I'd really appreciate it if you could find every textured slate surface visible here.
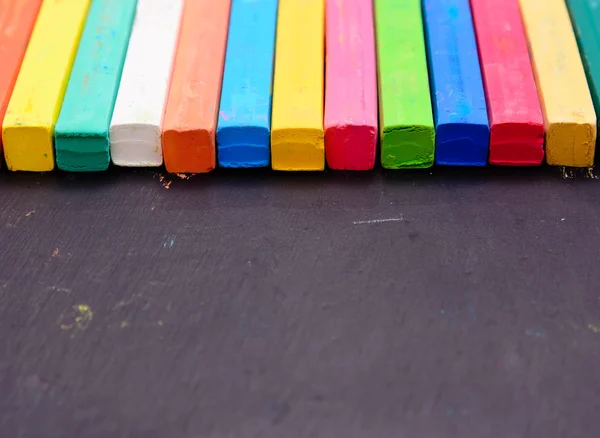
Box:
[0,167,599,438]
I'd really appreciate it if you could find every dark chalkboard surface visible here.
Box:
[1,167,599,438]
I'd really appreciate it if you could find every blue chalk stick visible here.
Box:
[423,0,490,166]
[217,0,279,168]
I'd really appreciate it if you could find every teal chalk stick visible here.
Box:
[217,0,279,168]
[55,0,137,172]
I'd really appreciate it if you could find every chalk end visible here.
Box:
[271,127,324,171]
[110,123,163,167]
[435,123,490,167]
[217,125,270,168]
[163,127,215,174]
[3,124,55,171]
[381,125,435,169]
[489,122,544,166]
[325,124,377,171]
[545,121,596,168]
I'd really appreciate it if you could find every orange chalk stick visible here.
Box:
[162,0,232,173]
[0,0,43,153]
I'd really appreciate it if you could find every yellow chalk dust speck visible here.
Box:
[58,304,93,333]
[156,320,164,327]
[52,248,59,257]
[120,320,129,328]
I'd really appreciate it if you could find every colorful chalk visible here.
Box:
[470,0,544,166]
[566,0,600,150]
[0,0,43,162]
[163,0,231,173]
[374,0,435,169]
[518,0,596,167]
[424,0,489,166]
[2,0,91,172]
[324,0,378,171]
[216,0,278,169]
[271,0,325,171]
[110,0,183,167]
[55,0,137,172]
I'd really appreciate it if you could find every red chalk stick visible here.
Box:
[470,0,545,166]
[0,0,44,156]
[324,0,377,170]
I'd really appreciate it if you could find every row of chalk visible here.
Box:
[0,0,597,173]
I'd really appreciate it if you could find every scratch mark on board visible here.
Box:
[46,286,71,294]
[353,216,404,225]
[588,324,600,333]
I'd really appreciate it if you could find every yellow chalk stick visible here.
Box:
[2,0,92,171]
[518,0,596,167]
[271,0,325,171]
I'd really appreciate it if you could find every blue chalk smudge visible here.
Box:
[525,329,545,338]
[163,236,175,248]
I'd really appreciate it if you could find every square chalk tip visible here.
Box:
[54,124,110,172]
[435,122,490,166]
[545,121,596,168]
[216,125,270,168]
[2,125,55,172]
[162,128,217,174]
[381,125,435,169]
[109,123,163,167]
[489,122,545,166]
[271,128,325,171]
[325,124,377,171]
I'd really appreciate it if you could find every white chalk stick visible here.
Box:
[109,0,183,167]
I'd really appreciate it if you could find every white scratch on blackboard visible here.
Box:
[353,216,403,225]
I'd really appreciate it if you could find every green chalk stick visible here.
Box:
[55,0,137,172]
[374,0,435,169]
[566,0,600,123]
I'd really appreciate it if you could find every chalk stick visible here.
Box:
[163,0,231,173]
[518,0,596,167]
[2,0,91,172]
[424,0,489,166]
[271,0,324,171]
[374,0,435,169]
[54,0,137,172]
[566,0,600,156]
[324,0,378,170]
[470,0,544,166]
[0,0,43,161]
[216,0,277,169]
[110,0,183,167]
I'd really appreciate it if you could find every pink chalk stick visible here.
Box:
[324,0,378,171]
